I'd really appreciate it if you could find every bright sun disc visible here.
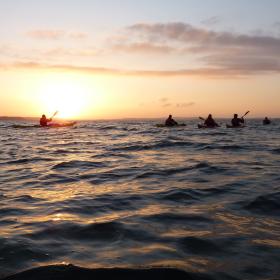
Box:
[39,79,90,119]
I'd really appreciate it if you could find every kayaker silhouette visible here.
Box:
[165,115,178,126]
[231,113,244,127]
[263,117,271,125]
[204,114,219,128]
[40,115,52,127]
[40,111,58,127]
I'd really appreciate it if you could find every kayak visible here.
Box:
[156,123,186,128]
[12,122,77,128]
[197,124,219,129]
[47,121,77,128]
[12,125,41,128]
[226,124,246,128]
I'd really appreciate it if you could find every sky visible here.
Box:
[1,0,280,119]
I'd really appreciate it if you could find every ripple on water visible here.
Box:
[52,160,107,170]
[242,192,280,216]
[0,119,279,280]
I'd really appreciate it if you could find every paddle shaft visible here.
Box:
[241,111,250,118]
[51,111,58,119]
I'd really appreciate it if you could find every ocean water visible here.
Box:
[0,119,279,279]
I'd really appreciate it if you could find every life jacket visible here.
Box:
[40,118,48,126]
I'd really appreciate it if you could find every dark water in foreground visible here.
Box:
[0,119,279,279]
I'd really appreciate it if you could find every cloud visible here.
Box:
[117,22,280,75]
[126,22,280,53]
[162,103,172,107]
[158,98,195,108]
[2,22,278,78]
[68,32,88,39]
[26,29,88,40]
[158,97,172,107]
[159,98,169,103]
[176,102,195,108]
[1,60,280,78]
[201,16,221,26]
[42,47,97,57]
[111,42,174,54]
[26,30,66,40]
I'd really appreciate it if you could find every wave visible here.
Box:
[157,189,198,202]
[11,195,42,203]
[242,192,280,216]
[144,212,212,224]
[24,220,157,243]
[52,160,107,170]
[0,207,31,216]
[1,157,53,166]
[135,162,226,179]
[178,236,232,256]
[98,125,118,130]
[271,148,280,154]
[92,152,133,159]
[24,221,123,241]
[1,264,199,280]
[110,140,197,152]
[201,144,247,151]
[58,194,142,215]
[110,141,252,153]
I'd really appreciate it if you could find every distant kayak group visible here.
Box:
[158,111,273,128]
[12,111,273,129]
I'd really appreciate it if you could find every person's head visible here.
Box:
[234,114,238,118]
[42,114,46,118]
[169,115,172,118]
[208,114,212,118]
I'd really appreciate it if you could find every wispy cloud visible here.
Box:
[26,29,88,40]
[159,98,172,107]
[68,32,88,39]
[159,98,169,103]
[158,98,195,108]
[176,102,195,108]
[162,103,172,107]
[111,42,174,54]
[116,22,280,75]
[2,22,280,78]
[1,60,279,78]
[126,22,280,53]
[201,16,221,26]
[273,22,280,28]
[42,47,97,57]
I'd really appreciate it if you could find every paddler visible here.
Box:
[204,114,219,128]
[231,113,244,127]
[40,114,52,127]
[165,115,178,126]
[263,117,271,125]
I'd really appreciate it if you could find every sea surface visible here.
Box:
[0,119,279,279]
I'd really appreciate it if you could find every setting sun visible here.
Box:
[38,77,92,119]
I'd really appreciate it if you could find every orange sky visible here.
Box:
[1,1,280,119]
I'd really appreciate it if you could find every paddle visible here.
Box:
[50,111,58,120]
[241,111,250,118]
[199,116,220,127]
[241,111,249,124]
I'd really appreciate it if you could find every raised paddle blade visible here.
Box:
[242,111,250,118]
[51,111,58,119]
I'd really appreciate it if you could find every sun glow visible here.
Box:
[38,78,92,119]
